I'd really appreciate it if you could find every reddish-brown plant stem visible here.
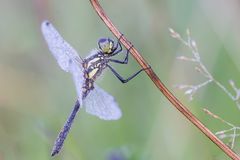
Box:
[89,0,240,159]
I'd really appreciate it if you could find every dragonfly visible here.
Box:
[41,20,149,156]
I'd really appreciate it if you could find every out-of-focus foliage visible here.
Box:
[1,0,240,159]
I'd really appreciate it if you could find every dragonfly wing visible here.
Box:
[41,21,84,104]
[69,61,84,105]
[41,21,82,72]
[83,85,122,120]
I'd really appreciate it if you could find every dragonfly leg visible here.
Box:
[107,64,150,83]
[109,44,133,64]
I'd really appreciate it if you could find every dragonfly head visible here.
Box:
[98,38,114,55]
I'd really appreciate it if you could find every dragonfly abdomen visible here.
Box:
[82,78,94,99]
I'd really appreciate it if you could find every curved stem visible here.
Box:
[89,0,240,159]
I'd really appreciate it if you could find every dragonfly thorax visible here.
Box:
[82,51,109,98]
[83,52,108,79]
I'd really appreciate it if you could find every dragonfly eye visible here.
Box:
[98,38,114,54]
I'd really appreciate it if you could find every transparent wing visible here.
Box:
[83,85,122,120]
[70,60,84,105]
[41,21,84,104]
[41,20,82,72]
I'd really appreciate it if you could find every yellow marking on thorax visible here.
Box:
[87,57,100,68]
[84,73,89,78]
[88,68,99,79]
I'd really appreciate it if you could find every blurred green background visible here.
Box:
[1,0,240,159]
